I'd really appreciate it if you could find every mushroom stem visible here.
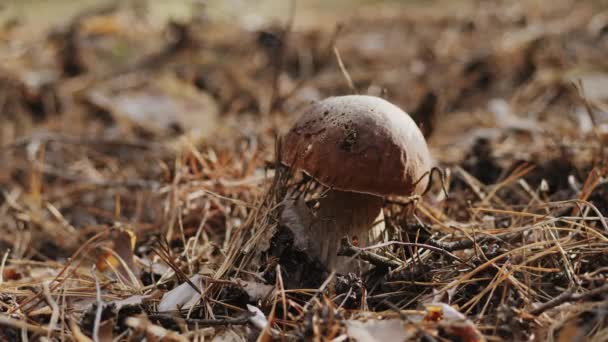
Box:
[312,190,385,273]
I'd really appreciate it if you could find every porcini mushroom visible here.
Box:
[281,95,432,273]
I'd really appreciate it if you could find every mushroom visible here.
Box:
[281,95,433,273]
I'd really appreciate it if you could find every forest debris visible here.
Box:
[125,316,189,342]
[279,198,314,251]
[110,294,149,311]
[246,304,269,330]
[236,279,274,302]
[424,303,485,342]
[530,283,608,316]
[344,319,416,342]
[0,314,52,336]
[138,256,171,276]
[158,274,203,312]
[87,73,219,140]
[96,227,140,287]
[338,237,403,269]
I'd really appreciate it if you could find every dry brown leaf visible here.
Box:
[95,227,140,287]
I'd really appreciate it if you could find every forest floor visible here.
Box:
[1,0,608,341]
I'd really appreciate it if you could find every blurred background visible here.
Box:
[2,0,418,30]
[2,0,607,182]
[3,0,607,145]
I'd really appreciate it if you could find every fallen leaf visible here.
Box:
[344,319,415,342]
[138,256,171,276]
[236,279,274,302]
[158,274,203,312]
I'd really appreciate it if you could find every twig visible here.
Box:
[338,237,402,269]
[363,240,471,267]
[148,313,253,327]
[420,166,450,198]
[337,287,354,309]
[529,283,608,316]
[92,266,103,342]
[152,240,202,294]
[0,315,52,335]
[385,195,421,208]
[333,46,358,94]
[276,264,288,328]
[15,230,110,315]
[42,281,60,339]
[425,237,477,252]
[0,248,9,285]
[303,271,336,312]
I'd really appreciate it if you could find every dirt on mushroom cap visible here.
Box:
[281,95,432,197]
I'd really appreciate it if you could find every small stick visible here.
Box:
[42,281,60,339]
[92,266,104,342]
[276,265,288,329]
[425,238,478,252]
[529,284,608,316]
[0,315,51,335]
[333,46,358,94]
[147,313,253,327]
[0,248,9,285]
[16,230,109,315]
[303,271,336,312]
[363,240,471,267]
[338,237,402,269]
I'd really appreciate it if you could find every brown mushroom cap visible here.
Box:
[282,95,432,197]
